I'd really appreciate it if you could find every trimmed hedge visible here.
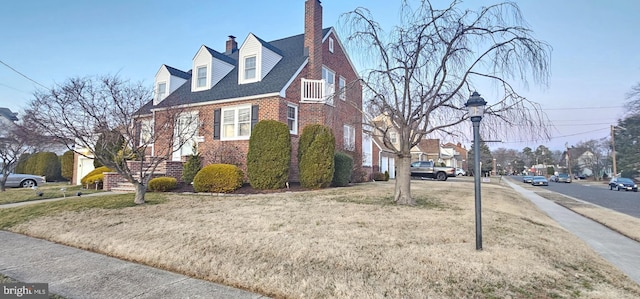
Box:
[298,124,335,189]
[332,152,353,187]
[148,177,178,192]
[193,164,243,193]
[247,120,291,189]
[61,151,74,180]
[372,172,386,181]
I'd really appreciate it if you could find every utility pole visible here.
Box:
[565,142,572,179]
[611,125,617,177]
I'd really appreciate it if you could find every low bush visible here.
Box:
[372,172,386,181]
[384,171,390,181]
[332,152,353,187]
[182,151,202,185]
[148,177,178,192]
[81,166,113,187]
[193,164,243,193]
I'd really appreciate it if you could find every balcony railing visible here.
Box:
[301,78,334,105]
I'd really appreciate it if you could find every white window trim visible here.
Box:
[329,37,334,53]
[221,105,252,141]
[139,119,154,146]
[156,81,167,102]
[244,55,257,81]
[287,103,298,135]
[339,76,346,101]
[344,124,355,151]
[195,65,208,90]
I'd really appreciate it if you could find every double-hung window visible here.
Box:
[139,119,153,145]
[322,67,335,104]
[157,82,166,101]
[196,66,207,88]
[339,76,346,101]
[222,106,252,140]
[244,56,256,80]
[343,124,355,151]
[287,104,298,134]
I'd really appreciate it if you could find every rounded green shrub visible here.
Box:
[332,152,353,187]
[193,164,243,193]
[61,151,74,180]
[384,171,390,181]
[81,166,113,186]
[34,152,61,181]
[182,152,202,185]
[247,120,291,189]
[148,177,178,192]
[298,124,335,189]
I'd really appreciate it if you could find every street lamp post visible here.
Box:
[466,91,487,251]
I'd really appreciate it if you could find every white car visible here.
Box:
[1,173,46,188]
[455,168,466,176]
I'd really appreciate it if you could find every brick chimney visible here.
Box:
[304,0,322,80]
[226,35,237,54]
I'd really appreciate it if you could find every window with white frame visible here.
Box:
[390,132,397,144]
[222,106,252,140]
[362,132,372,167]
[196,66,207,88]
[329,37,334,53]
[244,56,256,80]
[343,124,355,151]
[322,66,335,103]
[139,119,153,145]
[339,76,346,101]
[157,82,166,101]
[173,111,199,160]
[287,104,298,134]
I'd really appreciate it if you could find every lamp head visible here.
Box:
[465,91,487,122]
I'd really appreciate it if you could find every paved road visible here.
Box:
[511,176,640,218]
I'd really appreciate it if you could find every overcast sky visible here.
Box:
[1,0,638,151]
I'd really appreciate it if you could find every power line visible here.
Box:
[0,59,48,89]
[542,106,624,111]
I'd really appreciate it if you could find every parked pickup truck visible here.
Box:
[410,161,456,181]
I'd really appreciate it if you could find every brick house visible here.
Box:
[92,0,362,187]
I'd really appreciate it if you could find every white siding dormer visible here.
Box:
[238,33,282,84]
[191,45,234,92]
[154,64,188,105]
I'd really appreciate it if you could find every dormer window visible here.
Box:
[244,56,256,80]
[196,66,207,88]
[157,82,167,101]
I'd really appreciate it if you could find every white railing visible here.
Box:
[301,78,334,105]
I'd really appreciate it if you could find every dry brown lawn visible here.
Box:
[9,180,640,298]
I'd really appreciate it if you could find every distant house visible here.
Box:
[559,147,595,177]
[441,142,468,169]
[74,0,364,187]
[0,108,18,135]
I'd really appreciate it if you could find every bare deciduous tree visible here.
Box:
[342,0,551,204]
[0,124,39,191]
[24,75,198,204]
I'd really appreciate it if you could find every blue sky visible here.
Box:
[1,0,639,151]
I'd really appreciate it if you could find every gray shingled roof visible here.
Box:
[0,107,18,121]
[137,28,331,115]
[164,65,190,79]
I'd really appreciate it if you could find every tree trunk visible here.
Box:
[134,182,146,204]
[394,155,414,205]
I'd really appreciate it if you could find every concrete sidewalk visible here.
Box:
[503,178,640,285]
[0,231,267,299]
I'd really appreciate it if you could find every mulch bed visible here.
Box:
[172,182,309,194]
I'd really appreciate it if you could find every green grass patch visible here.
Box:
[0,193,167,229]
[0,183,104,205]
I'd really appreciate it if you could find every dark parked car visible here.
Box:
[523,175,534,183]
[556,173,571,183]
[0,173,46,188]
[608,177,638,192]
[531,176,548,186]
